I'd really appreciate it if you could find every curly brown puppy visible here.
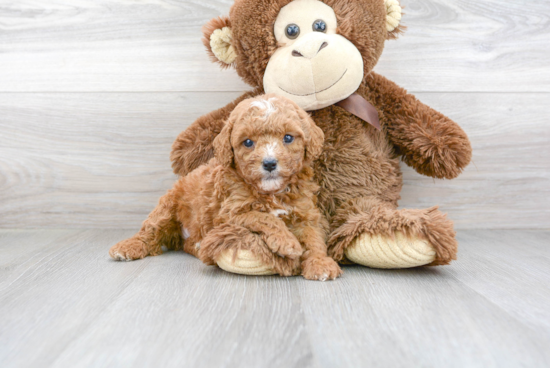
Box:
[109,94,342,281]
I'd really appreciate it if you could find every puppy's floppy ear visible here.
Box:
[297,109,324,163]
[202,16,237,69]
[213,119,235,168]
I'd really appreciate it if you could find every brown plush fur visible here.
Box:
[167,0,472,266]
[110,95,342,280]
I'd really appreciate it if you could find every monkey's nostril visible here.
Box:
[262,159,278,172]
[293,41,328,59]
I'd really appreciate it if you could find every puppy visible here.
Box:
[109,95,342,281]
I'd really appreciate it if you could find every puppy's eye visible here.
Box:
[313,19,327,33]
[285,24,300,39]
[283,135,294,144]
[243,139,254,148]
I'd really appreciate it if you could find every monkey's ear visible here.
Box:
[213,119,235,168]
[385,0,404,40]
[202,16,237,68]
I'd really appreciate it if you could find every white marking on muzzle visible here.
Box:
[260,177,284,192]
[265,142,278,158]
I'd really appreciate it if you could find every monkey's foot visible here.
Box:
[345,231,436,269]
[216,249,276,276]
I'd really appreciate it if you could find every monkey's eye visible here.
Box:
[243,139,254,148]
[285,24,300,39]
[283,135,294,144]
[313,19,327,33]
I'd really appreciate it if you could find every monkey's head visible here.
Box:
[204,0,403,111]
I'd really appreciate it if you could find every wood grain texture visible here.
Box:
[0,0,549,92]
[1,92,548,229]
[0,0,548,229]
[1,229,549,368]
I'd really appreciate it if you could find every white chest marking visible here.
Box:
[182,227,190,239]
[270,209,289,218]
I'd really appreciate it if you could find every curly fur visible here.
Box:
[111,95,342,280]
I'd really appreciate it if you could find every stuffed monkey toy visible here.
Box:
[111,0,472,275]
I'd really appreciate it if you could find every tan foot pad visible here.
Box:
[345,231,436,269]
[216,249,276,276]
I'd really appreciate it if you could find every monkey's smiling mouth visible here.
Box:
[278,69,347,97]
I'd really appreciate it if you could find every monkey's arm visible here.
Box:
[170,88,262,176]
[362,72,472,179]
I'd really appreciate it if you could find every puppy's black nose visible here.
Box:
[262,158,278,172]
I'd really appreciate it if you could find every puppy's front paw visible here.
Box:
[280,236,303,259]
[109,237,149,261]
[302,256,343,281]
[267,234,303,259]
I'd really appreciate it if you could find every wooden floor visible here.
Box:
[1,229,549,368]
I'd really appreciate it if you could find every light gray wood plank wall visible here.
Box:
[1,0,549,92]
[0,0,549,229]
[0,92,549,229]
